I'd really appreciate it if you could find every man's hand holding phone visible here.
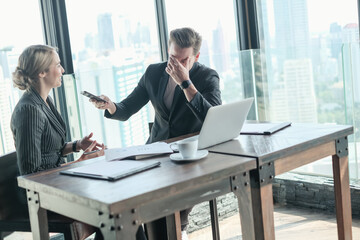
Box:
[81,91,107,103]
[81,91,117,115]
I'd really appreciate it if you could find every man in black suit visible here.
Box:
[92,27,222,238]
[93,27,221,143]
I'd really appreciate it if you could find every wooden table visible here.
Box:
[17,152,257,240]
[208,123,354,240]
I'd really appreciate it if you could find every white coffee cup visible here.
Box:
[171,138,198,159]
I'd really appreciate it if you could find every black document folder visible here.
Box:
[240,122,292,135]
[60,159,161,181]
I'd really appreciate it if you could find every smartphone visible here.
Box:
[83,149,101,155]
[80,91,107,103]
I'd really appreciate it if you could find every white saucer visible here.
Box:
[170,150,208,162]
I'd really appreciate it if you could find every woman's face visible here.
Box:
[42,52,65,89]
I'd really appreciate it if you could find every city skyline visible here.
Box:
[0,0,359,179]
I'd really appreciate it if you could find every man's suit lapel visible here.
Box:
[29,88,66,141]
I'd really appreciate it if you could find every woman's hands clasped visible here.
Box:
[77,140,105,162]
[78,132,102,151]
[61,139,105,166]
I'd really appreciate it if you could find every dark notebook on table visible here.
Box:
[240,122,292,135]
[60,159,160,181]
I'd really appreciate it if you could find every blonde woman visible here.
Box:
[10,44,105,239]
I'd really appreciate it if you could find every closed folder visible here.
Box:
[240,122,292,135]
[60,159,161,181]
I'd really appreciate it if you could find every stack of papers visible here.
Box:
[104,142,173,161]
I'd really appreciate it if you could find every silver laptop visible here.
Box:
[183,98,254,149]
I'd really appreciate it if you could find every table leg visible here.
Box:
[232,172,256,240]
[146,212,181,240]
[332,154,353,240]
[249,170,275,240]
[166,212,181,240]
[146,218,167,240]
[26,190,49,240]
[209,198,220,240]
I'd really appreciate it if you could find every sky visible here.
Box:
[0,0,43,51]
[307,0,359,32]
[0,0,359,50]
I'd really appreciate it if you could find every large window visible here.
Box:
[62,0,360,178]
[165,0,245,104]
[65,0,161,148]
[0,0,43,155]
[256,0,359,177]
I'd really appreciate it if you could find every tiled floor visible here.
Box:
[4,205,360,239]
[188,205,360,240]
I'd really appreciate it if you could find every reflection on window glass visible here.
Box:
[257,0,359,177]
[65,0,161,148]
[165,0,244,104]
[0,0,43,155]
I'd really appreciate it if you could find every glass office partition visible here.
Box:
[256,0,359,178]
[236,43,360,178]
[233,48,269,120]
[62,73,83,159]
[65,0,161,148]
[342,42,360,178]
[0,0,44,155]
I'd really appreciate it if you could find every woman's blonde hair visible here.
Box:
[12,45,57,90]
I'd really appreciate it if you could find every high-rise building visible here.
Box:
[341,23,360,103]
[76,52,151,148]
[0,48,11,79]
[198,40,210,67]
[97,13,115,51]
[0,69,16,155]
[112,59,150,147]
[212,21,228,73]
[76,56,122,148]
[133,22,151,47]
[342,23,359,43]
[273,0,310,74]
[113,15,132,49]
[271,59,317,123]
[0,49,20,155]
[329,22,342,59]
[259,0,275,91]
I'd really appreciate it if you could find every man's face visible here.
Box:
[168,43,199,70]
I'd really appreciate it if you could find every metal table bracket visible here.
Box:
[335,136,348,158]
[98,208,140,239]
[230,171,250,193]
[250,161,275,186]
[259,161,275,185]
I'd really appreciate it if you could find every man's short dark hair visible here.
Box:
[169,27,202,55]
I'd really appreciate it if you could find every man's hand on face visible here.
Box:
[165,56,191,85]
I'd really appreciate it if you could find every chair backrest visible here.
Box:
[0,151,17,182]
[0,151,23,219]
[0,151,94,240]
